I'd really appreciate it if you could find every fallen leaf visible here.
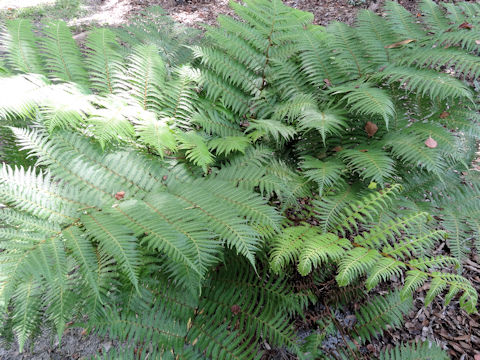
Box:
[115,191,126,200]
[231,304,241,315]
[385,39,416,49]
[454,334,471,341]
[324,78,332,87]
[359,149,369,152]
[439,111,450,119]
[425,137,438,149]
[448,341,464,354]
[459,22,473,30]
[365,121,378,137]
[333,146,343,152]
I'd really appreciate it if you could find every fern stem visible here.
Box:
[324,302,364,360]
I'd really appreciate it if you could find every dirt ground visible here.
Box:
[72,0,418,27]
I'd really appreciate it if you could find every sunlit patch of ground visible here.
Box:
[69,0,132,26]
[0,0,55,10]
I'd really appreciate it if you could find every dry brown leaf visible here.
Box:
[448,341,465,354]
[231,304,241,315]
[114,191,125,200]
[359,149,369,153]
[425,137,438,149]
[385,39,415,49]
[365,121,378,137]
[333,146,343,152]
[459,22,473,30]
[439,111,450,119]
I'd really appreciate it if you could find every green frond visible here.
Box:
[336,247,380,286]
[166,179,266,267]
[11,279,41,352]
[82,211,140,289]
[356,10,398,65]
[0,164,80,223]
[113,194,219,280]
[0,73,47,119]
[295,25,343,86]
[375,65,473,101]
[1,0,479,354]
[269,225,313,274]
[246,119,297,142]
[312,185,359,232]
[383,229,446,259]
[134,115,177,155]
[270,93,317,122]
[159,66,200,128]
[191,105,243,138]
[358,211,430,249]
[116,6,199,66]
[330,84,395,127]
[419,0,450,32]
[2,19,43,74]
[125,44,166,111]
[209,136,251,156]
[177,131,214,170]
[365,257,406,290]
[87,95,137,147]
[384,131,445,175]
[384,1,426,39]
[85,28,125,94]
[331,184,402,232]
[379,341,449,360]
[39,21,89,86]
[442,210,471,263]
[340,147,395,186]
[300,156,345,195]
[62,227,101,299]
[326,22,369,77]
[399,47,480,80]
[297,233,350,276]
[297,108,347,144]
[354,291,412,343]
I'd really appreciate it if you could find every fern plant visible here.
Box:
[191,0,480,263]
[301,290,450,359]
[0,1,479,359]
[270,184,477,313]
